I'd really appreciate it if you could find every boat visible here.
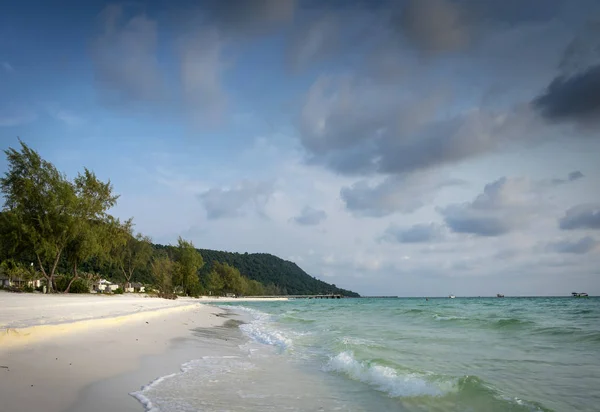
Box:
[572,292,589,298]
[449,294,455,299]
[497,293,505,298]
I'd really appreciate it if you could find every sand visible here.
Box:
[0,292,286,412]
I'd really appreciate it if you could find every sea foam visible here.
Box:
[223,305,294,350]
[324,351,454,398]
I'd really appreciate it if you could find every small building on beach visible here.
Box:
[0,276,42,289]
[91,279,120,293]
[125,282,145,293]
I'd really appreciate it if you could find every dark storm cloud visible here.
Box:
[533,64,600,127]
[559,203,600,230]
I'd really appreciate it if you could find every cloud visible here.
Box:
[298,73,542,177]
[381,223,445,243]
[340,173,465,217]
[292,206,327,226]
[91,4,164,104]
[439,177,536,236]
[545,236,600,254]
[534,18,600,128]
[200,0,295,36]
[392,0,469,53]
[559,203,600,230]
[45,105,85,126]
[533,64,600,128]
[285,12,341,72]
[546,170,585,186]
[178,28,228,126]
[198,180,275,220]
[568,170,585,181]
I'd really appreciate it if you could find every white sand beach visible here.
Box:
[0,292,287,412]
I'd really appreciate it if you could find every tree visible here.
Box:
[151,254,175,298]
[210,262,245,295]
[62,170,119,293]
[246,279,265,296]
[173,237,204,296]
[0,141,80,292]
[205,268,225,296]
[111,224,152,290]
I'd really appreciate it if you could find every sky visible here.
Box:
[1,0,599,297]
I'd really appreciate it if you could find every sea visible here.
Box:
[131,297,600,412]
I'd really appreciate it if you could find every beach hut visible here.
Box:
[0,276,41,289]
[0,275,11,287]
[91,279,120,293]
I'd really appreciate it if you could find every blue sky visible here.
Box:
[1,0,600,296]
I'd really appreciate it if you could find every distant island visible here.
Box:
[0,140,359,298]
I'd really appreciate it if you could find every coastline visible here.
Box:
[0,292,286,412]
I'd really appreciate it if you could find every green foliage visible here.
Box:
[111,225,153,288]
[191,248,359,297]
[204,262,269,296]
[206,268,225,295]
[23,285,34,293]
[114,287,124,294]
[54,276,88,293]
[151,254,175,296]
[173,237,204,296]
[0,141,80,292]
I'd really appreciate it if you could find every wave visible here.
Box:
[432,314,468,321]
[279,315,316,324]
[323,351,455,398]
[222,305,294,350]
[323,352,553,411]
[528,326,600,343]
[493,318,536,329]
[456,376,552,412]
[338,336,386,348]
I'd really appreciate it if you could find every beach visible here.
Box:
[0,292,287,412]
[3,294,599,412]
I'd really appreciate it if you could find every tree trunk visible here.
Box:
[121,265,132,290]
[63,262,79,294]
[48,249,62,293]
[36,253,52,294]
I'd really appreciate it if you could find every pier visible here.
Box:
[249,294,346,299]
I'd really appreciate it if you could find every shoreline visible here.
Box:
[0,292,284,412]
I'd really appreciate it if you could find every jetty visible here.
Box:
[249,294,346,299]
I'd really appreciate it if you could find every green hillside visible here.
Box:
[154,245,360,297]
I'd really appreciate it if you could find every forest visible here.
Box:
[0,140,359,298]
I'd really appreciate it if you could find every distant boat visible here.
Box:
[497,293,505,298]
[572,292,589,298]
[449,294,456,299]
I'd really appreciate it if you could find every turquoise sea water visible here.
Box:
[133,297,600,412]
